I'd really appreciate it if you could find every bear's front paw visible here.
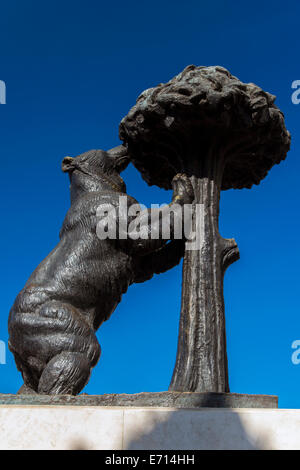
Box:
[172,174,194,205]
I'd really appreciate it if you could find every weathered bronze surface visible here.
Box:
[0,392,278,408]
[8,147,193,395]
[120,65,291,393]
[8,65,290,399]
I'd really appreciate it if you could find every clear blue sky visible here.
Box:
[0,0,299,408]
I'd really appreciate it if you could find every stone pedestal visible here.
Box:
[0,403,299,450]
[2,392,298,450]
[0,391,278,408]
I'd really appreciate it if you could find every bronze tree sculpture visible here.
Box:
[8,147,193,395]
[119,65,291,393]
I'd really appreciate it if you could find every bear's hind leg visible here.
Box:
[9,300,101,395]
[38,351,91,395]
[17,383,37,395]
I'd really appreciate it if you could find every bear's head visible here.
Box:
[62,146,129,195]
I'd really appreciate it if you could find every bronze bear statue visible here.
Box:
[8,146,194,395]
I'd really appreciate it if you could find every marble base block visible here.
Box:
[0,397,299,450]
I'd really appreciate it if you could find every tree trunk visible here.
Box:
[169,149,239,392]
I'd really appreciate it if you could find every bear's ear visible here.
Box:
[62,156,75,173]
